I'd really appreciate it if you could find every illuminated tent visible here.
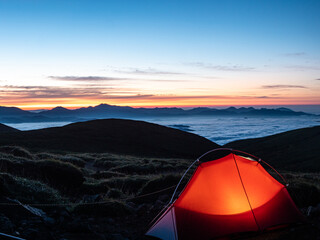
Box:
[146,149,303,240]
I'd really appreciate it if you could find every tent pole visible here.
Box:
[169,159,199,204]
[259,159,289,186]
[0,233,26,240]
[196,148,233,161]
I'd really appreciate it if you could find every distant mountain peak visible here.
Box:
[95,103,112,108]
[50,106,71,112]
[276,107,293,112]
[226,107,237,110]
[0,106,34,116]
[52,106,68,110]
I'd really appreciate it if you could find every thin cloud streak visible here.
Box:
[283,52,306,57]
[48,75,189,83]
[185,62,255,71]
[48,76,128,81]
[0,85,133,99]
[262,85,307,89]
[116,67,182,75]
[284,65,320,71]
[115,95,279,101]
[97,94,155,99]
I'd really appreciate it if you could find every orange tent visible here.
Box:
[146,148,303,240]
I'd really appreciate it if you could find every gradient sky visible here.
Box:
[0,0,319,109]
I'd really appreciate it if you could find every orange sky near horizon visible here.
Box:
[4,95,319,110]
[1,75,319,110]
[1,71,319,110]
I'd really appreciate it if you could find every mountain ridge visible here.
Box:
[0,104,315,123]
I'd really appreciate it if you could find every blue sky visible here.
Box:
[0,0,319,109]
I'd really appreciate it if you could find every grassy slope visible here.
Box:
[225,125,320,171]
[0,146,196,239]
[0,119,218,158]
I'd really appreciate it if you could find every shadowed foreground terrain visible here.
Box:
[0,121,319,239]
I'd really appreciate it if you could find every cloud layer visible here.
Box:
[0,85,280,103]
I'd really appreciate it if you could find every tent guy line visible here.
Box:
[0,185,176,207]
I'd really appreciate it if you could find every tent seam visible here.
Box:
[232,153,261,231]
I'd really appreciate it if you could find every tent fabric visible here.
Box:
[146,151,303,240]
[146,205,178,240]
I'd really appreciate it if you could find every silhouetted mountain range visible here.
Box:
[0,104,315,123]
[0,119,218,158]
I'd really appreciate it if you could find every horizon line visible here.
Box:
[1,103,319,111]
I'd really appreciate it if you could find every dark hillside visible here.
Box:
[225,125,320,171]
[0,119,218,158]
[0,123,19,133]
